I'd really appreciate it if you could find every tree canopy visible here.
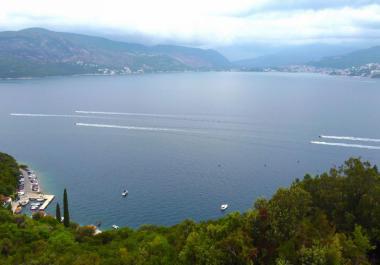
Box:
[0,152,19,196]
[1,154,379,264]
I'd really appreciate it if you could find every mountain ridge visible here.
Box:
[310,45,380,68]
[233,44,360,68]
[0,28,231,78]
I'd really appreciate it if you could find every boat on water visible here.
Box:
[220,204,229,211]
[112,225,119,229]
[36,198,45,202]
[122,190,128,197]
[31,202,41,207]
[30,205,39,211]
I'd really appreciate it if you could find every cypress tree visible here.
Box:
[63,188,70,227]
[56,203,61,223]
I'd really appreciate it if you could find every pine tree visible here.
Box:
[63,188,70,227]
[56,203,61,223]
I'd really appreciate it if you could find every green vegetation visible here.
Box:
[63,188,70,227]
[1,153,380,264]
[0,28,230,78]
[0,152,19,196]
[56,203,61,223]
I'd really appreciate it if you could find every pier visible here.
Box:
[12,169,55,213]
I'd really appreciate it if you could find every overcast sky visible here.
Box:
[1,0,380,50]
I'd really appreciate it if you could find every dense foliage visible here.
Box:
[63,189,70,227]
[1,155,380,264]
[0,152,19,196]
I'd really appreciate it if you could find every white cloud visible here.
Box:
[0,0,379,46]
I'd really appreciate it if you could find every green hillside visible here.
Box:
[1,152,380,264]
[0,152,19,196]
[311,46,380,69]
[0,28,231,78]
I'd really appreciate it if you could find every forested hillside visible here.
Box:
[0,152,19,196]
[311,46,380,69]
[1,154,379,264]
[0,28,231,78]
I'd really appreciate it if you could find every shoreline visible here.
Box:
[1,69,379,81]
[11,168,55,214]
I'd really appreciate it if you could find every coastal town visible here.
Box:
[240,63,380,78]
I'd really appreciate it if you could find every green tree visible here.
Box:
[63,188,70,227]
[268,186,312,242]
[56,203,61,223]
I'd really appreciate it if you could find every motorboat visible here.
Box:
[122,190,128,197]
[31,202,41,206]
[112,225,119,229]
[220,204,229,211]
[30,205,39,211]
[36,198,45,202]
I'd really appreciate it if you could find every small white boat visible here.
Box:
[122,190,128,197]
[31,202,41,206]
[36,198,45,202]
[30,205,39,211]
[220,204,229,211]
[112,225,119,229]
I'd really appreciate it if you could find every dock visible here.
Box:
[12,169,55,213]
[28,193,55,210]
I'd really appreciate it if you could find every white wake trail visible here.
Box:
[320,135,380,143]
[75,110,251,125]
[10,113,97,118]
[311,141,380,150]
[75,122,194,133]
[76,110,185,119]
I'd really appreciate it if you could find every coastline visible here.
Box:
[1,69,379,82]
[11,167,55,214]
[0,69,215,81]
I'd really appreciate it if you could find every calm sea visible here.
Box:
[1,72,380,228]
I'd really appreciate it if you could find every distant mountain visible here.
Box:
[0,28,231,78]
[310,45,380,69]
[234,44,359,68]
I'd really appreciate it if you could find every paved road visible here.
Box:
[21,169,42,195]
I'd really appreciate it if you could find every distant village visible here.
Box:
[75,60,146,75]
[243,63,380,78]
